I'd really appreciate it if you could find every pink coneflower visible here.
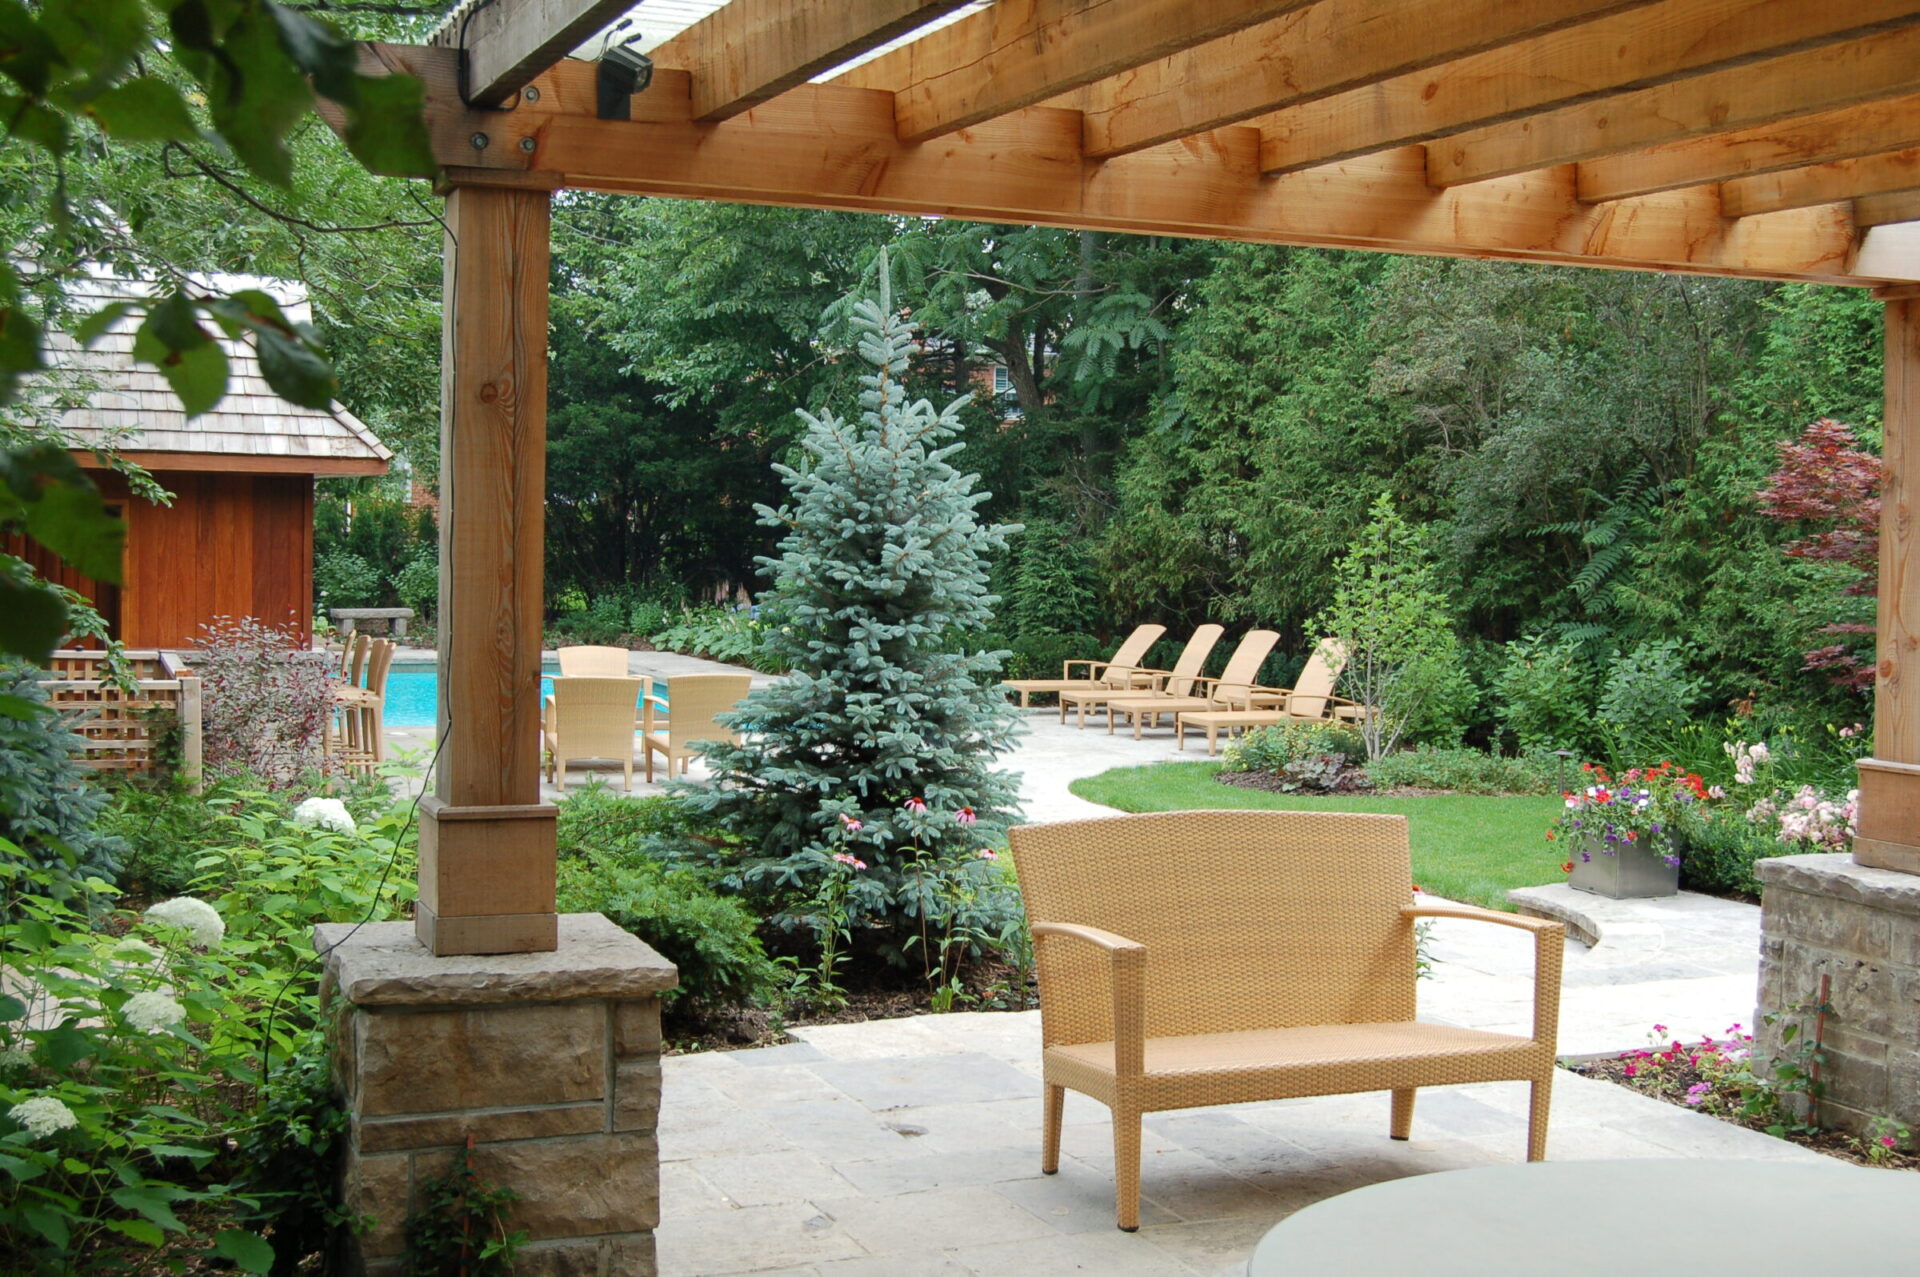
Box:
[903,797,927,814]
[832,853,867,870]
[977,849,998,861]
[956,807,977,825]
[838,813,863,832]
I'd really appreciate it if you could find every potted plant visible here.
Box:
[1550,763,1706,899]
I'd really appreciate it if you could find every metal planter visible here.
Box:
[1568,837,1679,899]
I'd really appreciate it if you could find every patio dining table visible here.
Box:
[1248,1158,1919,1273]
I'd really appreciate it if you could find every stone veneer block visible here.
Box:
[1755,855,1920,1135]
[317,915,677,1277]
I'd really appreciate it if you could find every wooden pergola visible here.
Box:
[368,0,1920,956]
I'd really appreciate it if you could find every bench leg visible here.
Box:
[1041,1083,1064,1175]
[1390,1087,1416,1140]
[1527,1076,1552,1161]
[1112,1105,1142,1231]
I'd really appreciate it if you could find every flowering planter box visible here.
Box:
[1569,838,1679,899]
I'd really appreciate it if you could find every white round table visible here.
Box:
[1249,1159,1920,1273]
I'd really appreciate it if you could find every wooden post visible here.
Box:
[416,182,559,955]
[1856,298,1920,875]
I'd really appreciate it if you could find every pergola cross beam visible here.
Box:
[429,0,637,108]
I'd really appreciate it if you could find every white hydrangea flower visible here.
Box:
[109,937,161,963]
[144,897,225,948]
[292,796,356,833]
[8,1095,78,1140]
[123,991,187,1034]
[0,1046,32,1071]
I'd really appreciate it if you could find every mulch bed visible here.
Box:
[666,958,1037,1055]
[1566,1055,1919,1171]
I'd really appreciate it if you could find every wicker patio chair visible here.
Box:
[543,675,645,791]
[1102,629,1279,739]
[1175,637,1357,754]
[641,673,750,781]
[556,644,630,677]
[1001,624,1167,716]
[1007,809,1565,1231]
[1058,625,1223,729]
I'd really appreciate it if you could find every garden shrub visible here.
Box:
[391,550,438,620]
[1597,639,1707,764]
[1312,494,1460,759]
[1680,811,1801,898]
[1003,631,1100,682]
[313,548,381,610]
[555,851,781,1015]
[1494,634,1598,753]
[1,779,422,1272]
[1365,746,1560,795]
[0,665,125,899]
[1399,652,1480,748]
[195,618,337,786]
[1219,722,1366,774]
[555,786,701,862]
[650,605,781,672]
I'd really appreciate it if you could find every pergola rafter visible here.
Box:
[378,0,1920,957]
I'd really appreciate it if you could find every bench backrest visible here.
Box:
[1010,809,1416,1047]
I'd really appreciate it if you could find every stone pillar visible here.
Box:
[319,914,678,1276]
[1754,855,1920,1136]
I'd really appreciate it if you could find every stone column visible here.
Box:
[1755,855,1920,1136]
[319,914,677,1276]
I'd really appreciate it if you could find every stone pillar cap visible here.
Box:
[316,913,678,1007]
[1755,853,1920,908]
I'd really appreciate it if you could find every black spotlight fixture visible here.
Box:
[597,34,653,121]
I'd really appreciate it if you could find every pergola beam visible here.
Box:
[1428,22,1920,187]
[430,0,636,108]
[833,0,1314,143]
[1257,0,1920,177]
[363,45,1914,286]
[1722,145,1920,217]
[649,0,968,122]
[1578,93,1920,202]
[1066,0,1650,161]
[1859,189,1920,227]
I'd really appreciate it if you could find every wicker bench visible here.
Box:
[1008,809,1566,1230]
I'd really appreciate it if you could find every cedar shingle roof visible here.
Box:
[42,273,392,471]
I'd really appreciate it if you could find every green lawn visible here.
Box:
[1068,762,1564,910]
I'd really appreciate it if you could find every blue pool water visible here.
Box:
[382,666,664,728]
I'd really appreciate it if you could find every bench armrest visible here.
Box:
[1402,905,1564,1048]
[1031,921,1147,1077]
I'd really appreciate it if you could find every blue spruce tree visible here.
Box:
[688,260,1024,943]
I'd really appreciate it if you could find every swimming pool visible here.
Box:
[382,666,664,728]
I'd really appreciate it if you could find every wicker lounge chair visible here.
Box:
[556,645,630,677]
[1103,629,1280,739]
[543,675,644,790]
[1001,624,1167,717]
[642,673,750,781]
[1059,625,1223,729]
[1009,809,1564,1231]
[1176,637,1357,754]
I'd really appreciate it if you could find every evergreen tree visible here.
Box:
[686,263,1024,939]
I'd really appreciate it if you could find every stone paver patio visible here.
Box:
[390,670,1815,1274]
